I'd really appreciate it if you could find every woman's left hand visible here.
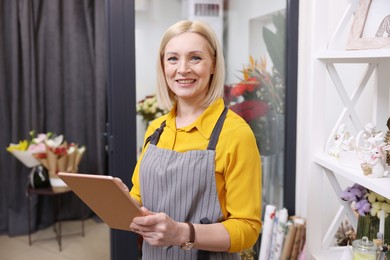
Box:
[130,207,187,247]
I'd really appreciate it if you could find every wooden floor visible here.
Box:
[0,218,110,260]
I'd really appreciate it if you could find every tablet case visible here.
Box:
[58,172,143,231]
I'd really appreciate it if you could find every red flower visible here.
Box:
[230,100,269,122]
[54,147,67,156]
[231,77,259,97]
[34,153,47,159]
[245,77,259,91]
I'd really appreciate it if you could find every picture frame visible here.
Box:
[347,0,390,50]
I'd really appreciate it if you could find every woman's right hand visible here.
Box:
[130,207,189,248]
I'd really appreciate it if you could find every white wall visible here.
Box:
[224,0,285,84]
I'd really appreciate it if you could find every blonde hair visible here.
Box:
[156,20,225,110]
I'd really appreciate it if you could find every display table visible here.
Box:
[26,185,85,251]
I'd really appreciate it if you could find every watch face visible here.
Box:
[181,241,195,250]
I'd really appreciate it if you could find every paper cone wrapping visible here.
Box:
[46,148,58,178]
[66,151,77,172]
[33,154,49,169]
[57,155,68,172]
[11,150,41,168]
[37,158,49,170]
[73,146,86,172]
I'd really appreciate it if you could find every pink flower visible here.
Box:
[27,143,46,153]
[32,134,47,144]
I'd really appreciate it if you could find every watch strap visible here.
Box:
[186,222,195,243]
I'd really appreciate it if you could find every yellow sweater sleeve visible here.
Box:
[216,119,262,252]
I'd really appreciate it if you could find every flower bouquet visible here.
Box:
[224,12,286,156]
[7,131,86,179]
[225,56,285,155]
[6,139,41,168]
[136,94,168,126]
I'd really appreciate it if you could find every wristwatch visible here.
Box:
[181,222,195,250]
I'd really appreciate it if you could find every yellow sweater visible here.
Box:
[130,98,262,252]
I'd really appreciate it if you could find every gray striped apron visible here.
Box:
[140,107,241,260]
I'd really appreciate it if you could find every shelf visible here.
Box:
[311,246,351,260]
[316,49,390,63]
[314,153,390,199]
[305,1,390,258]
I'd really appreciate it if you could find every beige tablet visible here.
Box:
[58,172,143,231]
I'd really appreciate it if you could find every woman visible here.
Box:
[130,20,262,259]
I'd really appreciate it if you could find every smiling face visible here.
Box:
[163,32,215,105]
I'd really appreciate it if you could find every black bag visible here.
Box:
[29,165,51,189]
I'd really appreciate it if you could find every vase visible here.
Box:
[356,215,380,241]
[356,215,390,259]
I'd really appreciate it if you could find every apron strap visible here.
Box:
[143,121,166,148]
[143,106,228,150]
[207,106,228,151]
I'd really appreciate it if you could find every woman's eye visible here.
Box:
[191,56,202,61]
[167,57,178,62]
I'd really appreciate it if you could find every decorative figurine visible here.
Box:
[328,124,353,158]
[363,143,390,178]
[355,122,381,153]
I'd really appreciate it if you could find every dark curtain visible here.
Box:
[0,0,107,235]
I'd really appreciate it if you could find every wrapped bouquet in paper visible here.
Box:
[6,132,49,168]
[64,143,86,173]
[6,141,37,168]
[34,142,86,178]
[6,131,86,178]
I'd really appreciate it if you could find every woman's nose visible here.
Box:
[178,61,190,74]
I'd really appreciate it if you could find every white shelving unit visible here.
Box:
[303,0,390,259]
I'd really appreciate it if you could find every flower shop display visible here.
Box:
[6,131,86,179]
[136,94,168,126]
[340,183,390,258]
[226,55,284,156]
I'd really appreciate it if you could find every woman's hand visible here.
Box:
[130,207,188,247]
